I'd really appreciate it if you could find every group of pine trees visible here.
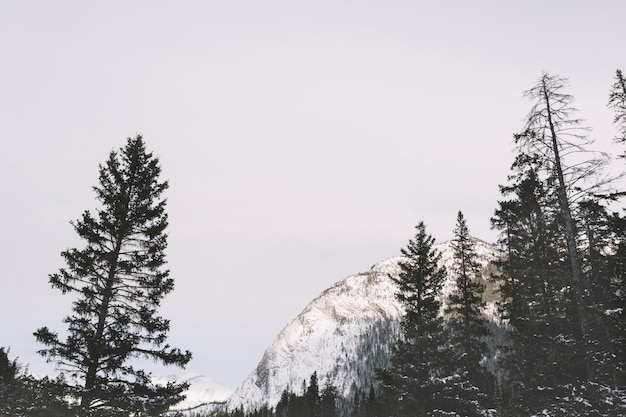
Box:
[487,72,626,415]
[2,70,625,416]
[212,372,340,417]
[377,213,496,416]
[378,70,626,416]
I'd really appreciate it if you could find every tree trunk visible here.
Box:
[542,80,595,381]
[81,173,135,409]
[80,238,122,409]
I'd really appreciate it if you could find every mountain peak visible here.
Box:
[226,238,500,414]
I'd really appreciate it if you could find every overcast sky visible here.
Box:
[1,1,624,389]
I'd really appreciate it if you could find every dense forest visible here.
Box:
[1,70,625,416]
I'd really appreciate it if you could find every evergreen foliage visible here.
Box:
[378,221,482,416]
[350,386,380,417]
[320,382,340,417]
[34,135,191,416]
[445,211,495,411]
[491,164,586,414]
[609,69,626,151]
[490,73,626,415]
[215,373,339,417]
[306,372,321,417]
[0,347,70,416]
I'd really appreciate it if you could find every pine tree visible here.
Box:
[491,164,584,415]
[609,69,626,156]
[364,385,380,417]
[350,390,363,417]
[0,347,69,416]
[605,67,626,389]
[34,135,192,416]
[276,389,291,417]
[445,211,494,411]
[578,201,626,389]
[514,75,614,377]
[378,221,477,416]
[518,72,610,291]
[306,372,321,417]
[319,382,339,417]
[491,73,626,414]
[604,212,626,387]
[0,347,20,409]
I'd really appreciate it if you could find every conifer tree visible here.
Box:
[605,68,626,388]
[609,69,626,156]
[378,221,479,416]
[0,348,69,416]
[491,163,585,415]
[604,213,626,386]
[445,211,494,410]
[512,73,620,389]
[0,347,20,411]
[306,372,320,417]
[365,385,380,417]
[275,389,291,417]
[517,73,609,292]
[34,135,191,416]
[578,200,626,388]
[350,390,363,417]
[491,73,626,414]
[319,382,339,417]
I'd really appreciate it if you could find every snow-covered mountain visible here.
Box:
[225,238,502,414]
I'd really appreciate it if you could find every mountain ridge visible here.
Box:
[224,237,502,414]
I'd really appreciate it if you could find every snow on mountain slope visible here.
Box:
[152,373,233,412]
[226,238,501,414]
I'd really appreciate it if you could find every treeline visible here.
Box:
[0,348,69,416]
[212,374,388,417]
[214,372,340,417]
[377,71,626,416]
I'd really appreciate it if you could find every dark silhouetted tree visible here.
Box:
[491,73,626,415]
[0,347,69,416]
[446,211,495,411]
[491,162,584,415]
[378,221,481,416]
[319,382,339,417]
[34,135,191,416]
[306,372,320,417]
[609,69,626,156]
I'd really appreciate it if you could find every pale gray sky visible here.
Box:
[1,1,624,388]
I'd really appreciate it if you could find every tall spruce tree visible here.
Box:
[378,221,479,416]
[445,211,494,411]
[34,135,191,416]
[578,200,626,389]
[491,73,626,415]
[605,69,626,388]
[513,73,616,385]
[306,372,321,417]
[319,382,339,417]
[609,69,626,155]
[491,161,587,415]
[517,73,609,292]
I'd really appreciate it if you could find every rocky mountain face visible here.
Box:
[225,238,501,415]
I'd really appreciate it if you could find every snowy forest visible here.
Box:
[1,70,625,417]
